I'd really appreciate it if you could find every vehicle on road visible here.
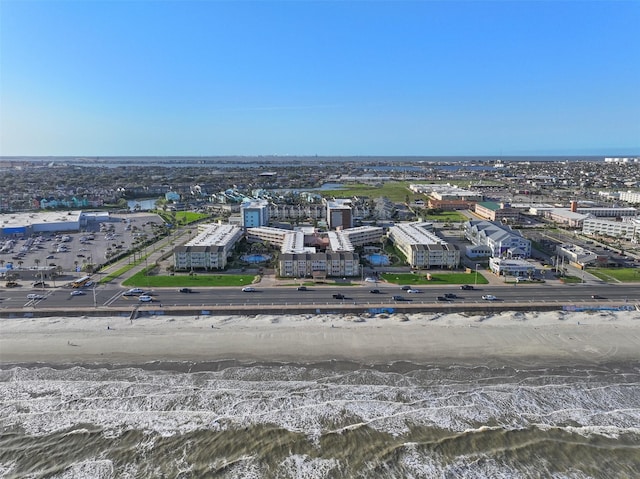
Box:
[138,295,153,302]
[32,281,48,288]
[179,288,193,293]
[369,289,381,294]
[296,286,308,291]
[392,295,410,301]
[460,285,474,290]
[241,287,256,292]
[332,293,345,299]
[124,288,144,296]
[364,277,378,283]
[407,289,422,293]
[437,296,452,301]
[27,294,44,300]
[401,286,412,291]
[482,294,497,301]
[591,294,604,299]
[444,293,457,299]
[70,290,86,296]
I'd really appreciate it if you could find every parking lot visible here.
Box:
[0,213,163,286]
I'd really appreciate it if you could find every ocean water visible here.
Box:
[1,361,639,478]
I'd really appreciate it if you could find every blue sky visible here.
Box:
[1,0,638,156]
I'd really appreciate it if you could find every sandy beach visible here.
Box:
[2,309,640,367]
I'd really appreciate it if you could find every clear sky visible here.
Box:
[1,0,638,157]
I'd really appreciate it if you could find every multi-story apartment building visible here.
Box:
[173,224,243,270]
[387,222,459,269]
[582,217,640,241]
[241,199,270,228]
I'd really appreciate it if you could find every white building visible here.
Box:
[387,222,460,269]
[173,224,243,270]
[464,220,531,258]
[488,257,536,277]
[582,217,640,241]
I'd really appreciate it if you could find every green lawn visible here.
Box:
[122,272,257,287]
[588,268,640,283]
[319,182,415,202]
[381,271,488,285]
[422,211,468,222]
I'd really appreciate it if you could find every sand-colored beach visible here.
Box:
[2,309,640,366]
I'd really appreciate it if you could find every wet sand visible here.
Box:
[1,310,639,367]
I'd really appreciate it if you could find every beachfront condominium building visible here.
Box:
[279,251,360,278]
[241,199,270,228]
[325,199,353,230]
[464,220,531,258]
[173,224,243,270]
[387,222,460,269]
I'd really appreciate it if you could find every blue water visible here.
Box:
[367,254,390,266]
[242,254,271,263]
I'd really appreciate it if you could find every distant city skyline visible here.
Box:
[1,0,638,157]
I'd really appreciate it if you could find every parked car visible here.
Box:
[332,293,345,299]
[241,287,256,292]
[460,285,474,290]
[482,294,497,301]
[138,295,153,302]
[179,288,193,293]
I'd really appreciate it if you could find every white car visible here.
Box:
[26,293,44,300]
[407,289,422,293]
[138,295,153,302]
[482,294,497,301]
[70,290,86,296]
[241,287,256,292]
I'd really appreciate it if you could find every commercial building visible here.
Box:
[410,184,484,210]
[474,202,521,224]
[464,220,531,258]
[488,257,536,277]
[0,211,99,237]
[173,224,243,270]
[387,222,460,269]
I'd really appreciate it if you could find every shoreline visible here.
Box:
[2,310,640,368]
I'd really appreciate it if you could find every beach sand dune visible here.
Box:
[2,310,639,367]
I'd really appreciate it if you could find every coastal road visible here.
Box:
[2,283,638,310]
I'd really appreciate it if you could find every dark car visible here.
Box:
[392,295,409,301]
[179,288,193,293]
[444,293,457,299]
[332,293,345,299]
[460,285,474,290]
[437,296,452,301]
[401,285,412,291]
[32,281,48,288]
[369,289,381,294]
[297,286,308,291]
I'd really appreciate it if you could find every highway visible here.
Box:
[2,283,638,311]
